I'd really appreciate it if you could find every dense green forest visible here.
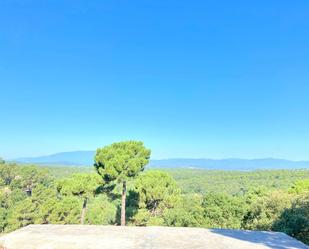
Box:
[1,160,309,244]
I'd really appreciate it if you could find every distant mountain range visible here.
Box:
[15,151,95,166]
[12,151,309,170]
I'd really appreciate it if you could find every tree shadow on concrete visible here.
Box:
[210,229,309,249]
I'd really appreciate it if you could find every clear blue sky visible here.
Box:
[1,0,309,160]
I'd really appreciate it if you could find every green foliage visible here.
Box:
[0,163,56,232]
[5,184,57,232]
[135,171,181,214]
[1,161,309,245]
[85,195,117,225]
[163,207,194,227]
[163,194,204,227]
[56,173,103,224]
[0,163,18,186]
[243,190,292,230]
[131,171,181,226]
[130,208,152,226]
[202,193,246,229]
[45,165,94,179]
[0,207,7,232]
[94,141,151,225]
[5,198,37,231]
[44,196,82,224]
[94,141,151,182]
[10,165,52,190]
[289,179,309,194]
[6,189,27,207]
[165,169,309,195]
[273,193,309,244]
[57,173,101,197]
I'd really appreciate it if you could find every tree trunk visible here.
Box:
[121,181,126,226]
[80,198,87,225]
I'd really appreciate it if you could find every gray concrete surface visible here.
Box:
[0,225,308,249]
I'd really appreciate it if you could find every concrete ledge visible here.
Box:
[1,225,308,249]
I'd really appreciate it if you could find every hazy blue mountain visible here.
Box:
[15,151,95,166]
[13,151,309,170]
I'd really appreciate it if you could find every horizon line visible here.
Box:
[7,150,309,163]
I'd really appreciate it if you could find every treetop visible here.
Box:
[94,141,151,182]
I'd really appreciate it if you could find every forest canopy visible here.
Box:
[0,159,309,245]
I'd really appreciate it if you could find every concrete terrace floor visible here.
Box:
[0,225,308,249]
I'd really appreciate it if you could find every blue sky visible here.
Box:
[1,0,309,160]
